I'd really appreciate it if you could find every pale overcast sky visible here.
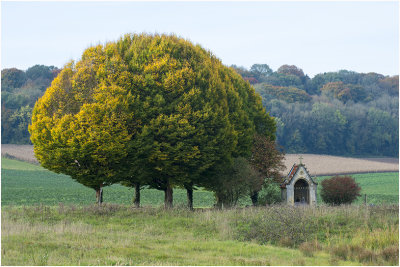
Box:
[1,1,399,77]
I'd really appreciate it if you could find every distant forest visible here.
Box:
[1,64,399,157]
[2,65,61,145]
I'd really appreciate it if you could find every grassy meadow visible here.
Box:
[2,204,398,265]
[1,157,399,265]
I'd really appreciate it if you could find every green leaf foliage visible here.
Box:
[208,157,261,208]
[231,65,398,157]
[1,68,27,91]
[1,65,60,144]
[29,33,276,200]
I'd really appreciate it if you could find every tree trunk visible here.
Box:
[95,187,103,205]
[186,187,193,210]
[164,181,173,209]
[134,183,141,208]
[223,201,232,209]
[250,191,259,206]
[215,194,223,209]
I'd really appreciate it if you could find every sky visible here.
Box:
[1,1,399,77]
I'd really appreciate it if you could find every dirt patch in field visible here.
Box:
[284,154,398,176]
[1,145,398,175]
[362,158,399,164]
[1,144,38,164]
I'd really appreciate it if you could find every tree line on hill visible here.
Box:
[232,64,399,157]
[2,63,398,157]
[1,65,60,144]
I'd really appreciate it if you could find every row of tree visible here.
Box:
[2,65,61,144]
[2,59,398,158]
[266,96,399,156]
[232,64,399,157]
[232,64,398,98]
[28,34,284,208]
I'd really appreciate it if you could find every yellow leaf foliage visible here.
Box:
[30,33,276,191]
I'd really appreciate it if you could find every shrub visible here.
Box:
[213,157,261,208]
[357,249,376,264]
[320,175,361,205]
[331,245,349,260]
[278,237,295,248]
[299,240,322,257]
[380,245,399,265]
[232,205,316,246]
[257,180,281,205]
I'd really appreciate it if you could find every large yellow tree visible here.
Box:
[30,33,276,207]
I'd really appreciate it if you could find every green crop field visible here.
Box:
[1,157,218,207]
[1,157,398,206]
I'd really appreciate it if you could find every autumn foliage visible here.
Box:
[320,175,361,205]
[29,33,276,207]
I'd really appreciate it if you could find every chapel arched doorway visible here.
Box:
[294,179,309,204]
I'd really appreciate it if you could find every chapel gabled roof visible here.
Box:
[280,162,317,189]
[288,164,299,180]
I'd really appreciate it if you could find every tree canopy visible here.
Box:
[2,65,60,144]
[321,176,361,205]
[231,64,399,157]
[29,33,276,206]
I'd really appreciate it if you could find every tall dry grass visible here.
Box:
[227,204,399,265]
[2,204,398,265]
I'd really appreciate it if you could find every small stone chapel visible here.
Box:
[280,157,318,206]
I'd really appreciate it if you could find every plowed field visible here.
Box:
[2,144,398,175]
